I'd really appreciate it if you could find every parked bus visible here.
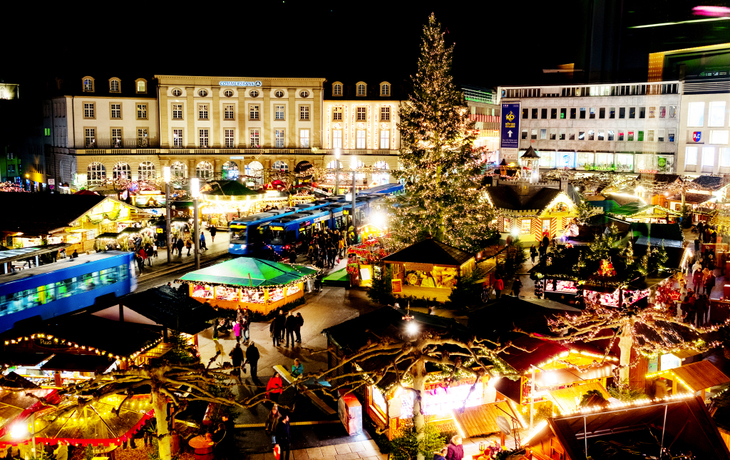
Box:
[0,251,135,334]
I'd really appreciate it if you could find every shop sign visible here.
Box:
[500,103,520,149]
[219,81,262,87]
[406,263,435,272]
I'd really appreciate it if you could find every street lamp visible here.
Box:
[351,156,357,243]
[163,166,172,264]
[190,178,201,270]
[334,148,341,196]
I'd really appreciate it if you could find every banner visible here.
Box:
[500,103,521,149]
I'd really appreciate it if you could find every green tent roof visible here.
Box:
[179,257,316,287]
[203,180,262,196]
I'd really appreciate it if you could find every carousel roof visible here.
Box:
[178,258,316,287]
[202,180,262,196]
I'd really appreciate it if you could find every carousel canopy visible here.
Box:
[178,258,316,287]
[382,238,474,267]
[203,180,262,196]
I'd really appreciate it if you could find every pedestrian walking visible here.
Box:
[284,312,296,347]
[266,373,284,404]
[275,309,286,344]
[245,341,259,380]
[229,343,243,380]
[276,414,291,460]
[176,237,184,256]
[210,226,217,242]
[494,276,503,299]
[200,232,208,251]
[264,404,281,447]
[233,319,243,343]
[185,238,193,256]
[530,245,538,264]
[512,277,523,297]
[294,313,303,343]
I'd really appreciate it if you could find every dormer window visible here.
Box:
[172,88,182,97]
[109,78,121,93]
[380,82,391,96]
[333,82,343,96]
[82,76,95,92]
[357,82,367,97]
[136,79,147,94]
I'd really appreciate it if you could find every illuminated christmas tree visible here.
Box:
[389,13,497,253]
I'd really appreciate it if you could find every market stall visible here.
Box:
[178,258,317,314]
[382,238,475,302]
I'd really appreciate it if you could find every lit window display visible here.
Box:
[216,286,239,301]
[635,154,656,172]
[539,151,555,168]
[576,152,594,170]
[269,288,285,303]
[556,151,575,169]
[398,382,483,417]
[595,153,614,170]
[192,284,214,299]
[544,280,578,293]
[615,154,634,172]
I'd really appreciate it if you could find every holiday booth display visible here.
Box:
[178,258,317,314]
[382,238,475,302]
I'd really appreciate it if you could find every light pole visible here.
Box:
[351,156,357,244]
[190,178,201,270]
[163,166,172,264]
[334,148,341,196]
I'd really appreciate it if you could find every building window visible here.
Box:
[597,130,604,141]
[113,162,131,180]
[687,102,704,127]
[300,129,310,148]
[333,83,343,96]
[87,162,106,186]
[722,148,730,167]
[173,129,183,147]
[249,105,259,120]
[199,104,209,120]
[532,108,538,119]
[381,106,390,121]
[541,108,548,119]
[172,88,182,97]
[669,106,677,118]
[531,129,537,140]
[540,129,547,139]
[638,130,644,141]
[224,104,235,120]
[199,129,209,147]
[138,161,156,181]
[380,130,390,149]
[300,106,310,121]
[250,129,260,147]
[608,130,614,141]
[111,103,121,119]
[709,101,726,127]
[521,130,528,140]
[609,107,616,119]
[82,77,94,92]
[222,161,239,179]
[249,90,259,98]
[275,129,285,148]
[275,90,284,98]
[85,128,96,147]
[618,130,624,141]
[658,129,665,142]
[172,104,183,120]
[224,129,235,148]
[245,161,264,186]
[273,160,288,172]
[84,103,95,119]
[659,106,666,118]
[380,83,390,96]
[589,108,596,119]
[136,79,147,94]
[521,219,531,234]
[629,107,636,119]
[560,108,566,119]
[578,131,585,141]
[649,107,656,118]
[570,108,576,119]
[333,107,342,121]
[198,89,208,97]
[357,83,366,96]
[523,108,529,119]
[559,130,565,140]
[275,105,285,120]
[702,147,715,169]
[137,103,148,119]
[639,107,646,119]
[332,130,342,149]
[196,161,213,179]
[587,130,594,141]
[647,130,655,141]
[138,128,148,147]
[300,91,309,98]
[224,89,234,97]
[357,107,367,121]
[599,108,605,119]
[111,128,122,147]
[619,107,626,119]
[109,78,120,93]
[171,161,187,178]
[711,130,729,144]
[356,130,366,149]
[627,131,634,141]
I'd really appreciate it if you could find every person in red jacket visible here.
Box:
[266,373,284,404]
[494,276,504,299]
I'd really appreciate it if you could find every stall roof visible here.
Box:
[548,382,610,415]
[40,354,114,372]
[691,175,726,191]
[0,244,70,265]
[630,222,683,241]
[381,238,474,266]
[652,360,730,392]
[534,363,614,387]
[484,186,563,213]
[495,335,610,375]
[111,286,218,335]
[452,401,522,438]
[548,397,730,460]
[178,258,316,287]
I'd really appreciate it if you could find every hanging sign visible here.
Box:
[500,103,521,149]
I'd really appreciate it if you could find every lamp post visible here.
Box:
[190,178,201,270]
[351,156,357,244]
[334,148,341,196]
[163,166,172,264]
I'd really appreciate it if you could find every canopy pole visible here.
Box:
[660,404,667,458]
[584,415,588,458]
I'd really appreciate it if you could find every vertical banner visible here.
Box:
[500,103,521,149]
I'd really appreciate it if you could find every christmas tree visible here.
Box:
[389,13,497,253]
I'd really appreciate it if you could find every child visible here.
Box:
[433,447,448,460]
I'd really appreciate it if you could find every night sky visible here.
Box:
[2,1,585,91]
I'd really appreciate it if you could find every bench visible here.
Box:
[273,365,336,415]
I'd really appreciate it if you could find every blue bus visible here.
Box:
[0,251,135,334]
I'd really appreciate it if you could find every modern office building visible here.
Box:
[497,81,682,173]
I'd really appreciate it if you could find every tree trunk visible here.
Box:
[411,359,427,460]
[618,322,633,385]
[151,389,172,460]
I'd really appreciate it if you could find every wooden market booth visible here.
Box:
[381,238,475,303]
[179,258,316,315]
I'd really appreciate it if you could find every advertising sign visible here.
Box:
[500,103,521,149]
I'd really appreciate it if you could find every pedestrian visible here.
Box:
[512,277,523,297]
[445,435,464,460]
[245,341,259,380]
[229,343,243,381]
[275,309,286,344]
[294,313,303,343]
[276,414,291,460]
[210,226,217,242]
[494,276,503,299]
[530,244,537,264]
[291,358,303,378]
[200,232,208,251]
[284,312,296,347]
[266,373,284,404]
[233,319,242,343]
[264,404,281,447]
[185,238,193,256]
[434,447,448,460]
[215,414,235,460]
[705,272,716,297]
[242,309,251,341]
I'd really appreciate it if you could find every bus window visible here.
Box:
[271,228,286,245]
[119,264,129,280]
[230,225,247,243]
[286,230,297,244]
